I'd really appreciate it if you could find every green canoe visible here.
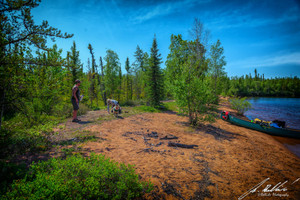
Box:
[221,112,300,139]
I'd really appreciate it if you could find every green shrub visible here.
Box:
[0,161,27,195]
[121,100,146,107]
[162,101,178,112]
[133,106,160,113]
[78,103,89,116]
[121,100,136,107]
[230,97,252,115]
[5,154,153,200]
[52,103,73,118]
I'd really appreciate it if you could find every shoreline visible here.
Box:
[77,99,300,199]
[220,97,300,158]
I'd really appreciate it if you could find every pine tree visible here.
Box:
[125,57,131,101]
[118,66,122,102]
[133,45,144,99]
[88,43,97,106]
[146,36,164,107]
[99,56,106,105]
[208,39,226,102]
[68,41,82,83]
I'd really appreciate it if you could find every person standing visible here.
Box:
[72,80,81,122]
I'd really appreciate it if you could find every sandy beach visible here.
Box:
[68,100,300,200]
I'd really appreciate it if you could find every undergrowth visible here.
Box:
[4,154,153,199]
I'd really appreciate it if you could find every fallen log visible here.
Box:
[168,142,198,149]
[160,135,178,140]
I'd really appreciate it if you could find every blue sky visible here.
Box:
[32,0,300,78]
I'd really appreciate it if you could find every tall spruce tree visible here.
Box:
[99,56,106,105]
[68,41,82,83]
[208,39,226,101]
[133,45,144,99]
[88,43,97,106]
[125,57,131,101]
[146,36,164,107]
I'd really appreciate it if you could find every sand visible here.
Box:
[74,100,300,199]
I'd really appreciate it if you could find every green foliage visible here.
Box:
[226,72,300,97]
[67,41,83,83]
[133,106,161,113]
[125,57,133,101]
[121,99,146,107]
[132,45,145,100]
[162,101,178,112]
[5,154,153,200]
[0,115,63,158]
[208,39,227,103]
[0,161,27,195]
[230,97,252,115]
[104,49,121,101]
[145,36,164,108]
[165,33,214,125]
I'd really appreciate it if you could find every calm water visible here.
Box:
[244,97,300,158]
[244,98,300,130]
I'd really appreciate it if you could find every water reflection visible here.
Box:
[244,98,300,158]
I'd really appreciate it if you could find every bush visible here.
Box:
[52,103,73,118]
[134,106,160,113]
[5,154,153,200]
[230,97,252,115]
[121,100,146,107]
[78,103,89,116]
[162,101,178,112]
[0,161,27,196]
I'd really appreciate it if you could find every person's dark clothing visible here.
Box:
[71,85,80,111]
[72,85,80,100]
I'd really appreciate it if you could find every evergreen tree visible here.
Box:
[125,57,132,101]
[118,66,122,102]
[146,36,164,107]
[208,39,226,102]
[88,43,97,106]
[99,56,106,105]
[104,49,120,99]
[67,41,82,83]
[133,45,144,99]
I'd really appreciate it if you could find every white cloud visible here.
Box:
[130,0,210,24]
[229,52,300,68]
[207,4,300,30]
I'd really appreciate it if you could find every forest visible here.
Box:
[1,0,299,140]
[1,1,300,199]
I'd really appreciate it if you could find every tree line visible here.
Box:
[224,71,300,97]
[1,0,299,131]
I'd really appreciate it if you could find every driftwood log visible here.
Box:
[160,135,178,140]
[168,142,198,149]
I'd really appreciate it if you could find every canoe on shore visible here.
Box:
[221,112,300,139]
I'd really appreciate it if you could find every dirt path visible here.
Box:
[46,105,300,199]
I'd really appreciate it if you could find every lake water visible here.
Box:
[244,97,300,158]
[245,98,300,130]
